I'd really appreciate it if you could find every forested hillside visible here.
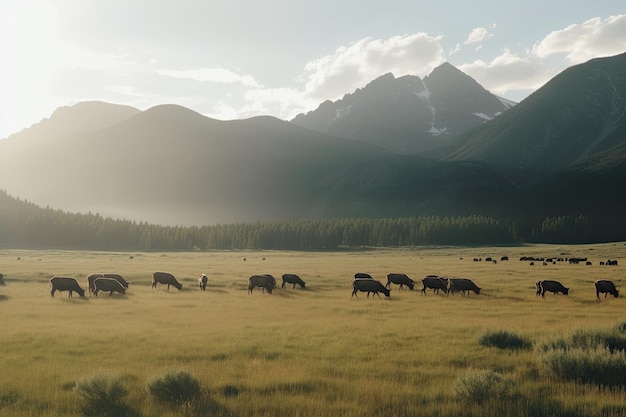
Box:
[0,190,619,250]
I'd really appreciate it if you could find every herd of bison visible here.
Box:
[38,255,621,301]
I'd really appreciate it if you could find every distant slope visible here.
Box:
[442,53,626,172]
[0,104,398,225]
[291,63,513,154]
[0,101,141,155]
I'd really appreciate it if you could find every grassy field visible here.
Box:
[0,243,625,416]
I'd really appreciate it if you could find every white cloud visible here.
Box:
[157,67,261,88]
[533,14,626,63]
[460,49,556,98]
[301,33,445,101]
[465,26,493,45]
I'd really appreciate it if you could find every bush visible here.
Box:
[74,373,129,417]
[537,345,626,386]
[453,369,514,404]
[147,370,201,407]
[536,327,626,386]
[479,330,532,350]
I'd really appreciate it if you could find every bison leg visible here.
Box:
[51,288,56,297]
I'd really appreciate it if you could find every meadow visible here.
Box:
[0,243,625,417]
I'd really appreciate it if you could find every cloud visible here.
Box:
[465,26,493,45]
[450,24,496,55]
[460,49,555,97]
[157,67,261,88]
[533,14,626,63]
[301,33,445,101]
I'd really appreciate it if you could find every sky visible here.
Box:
[1,0,626,139]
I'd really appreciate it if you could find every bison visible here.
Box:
[248,275,274,294]
[93,278,126,297]
[281,273,306,289]
[198,274,208,291]
[448,278,481,296]
[351,279,390,298]
[386,273,415,290]
[152,272,183,291]
[538,280,568,297]
[595,280,619,299]
[50,276,85,298]
[263,274,277,289]
[88,273,129,294]
[421,275,449,295]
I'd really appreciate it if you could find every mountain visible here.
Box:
[2,54,626,228]
[440,53,626,172]
[291,63,514,154]
[0,101,528,225]
[0,103,398,225]
[0,101,141,156]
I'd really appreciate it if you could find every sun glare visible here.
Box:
[1,2,67,138]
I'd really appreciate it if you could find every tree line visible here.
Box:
[0,190,621,251]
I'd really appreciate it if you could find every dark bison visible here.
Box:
[354,272,373,279]
[50,276,85,298]
[152,272,183,291]
[538,280,568,297]
[93,278,126,296]
[198,274,208,291]
[88,273,129,294]
[352,279,390,298]
[595,280,619,299]
[448,278,481,296]
[386,273,415,290]
[263,274,277,289]
[248,275,274,294]
[281,273,306,289]
[421,275,449,295]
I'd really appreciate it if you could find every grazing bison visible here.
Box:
[248,275,274,294]
[354,272,373,279]
[93,278,126,297]
[88,273,128,294]
[281,273,306,289]
[263,274,277,289]
[538,280,568,297]
[448,278,481,296]
[421,275,449,295]
[386,273,415,290]
[103,273,129,289]
[198,274,208,291]
[152,272,183,291]
[351,279,390,298]
[595,280,619,299]
[50,276,85,298]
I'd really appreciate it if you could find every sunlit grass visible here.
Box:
[0,243,625,416]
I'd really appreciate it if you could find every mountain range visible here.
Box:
[0,53,625,226]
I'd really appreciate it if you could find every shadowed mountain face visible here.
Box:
[440,53,626,173]
[291,63,514,154]
[0,54,625,226]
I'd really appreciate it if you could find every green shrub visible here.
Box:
[479,330,532,350]
[537,345,626,386]
[453,369,514,404]
[74,373,129,417]
[537,327,626,387]
[147,370,201,407]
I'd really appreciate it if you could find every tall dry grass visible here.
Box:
[0,243,625,416]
